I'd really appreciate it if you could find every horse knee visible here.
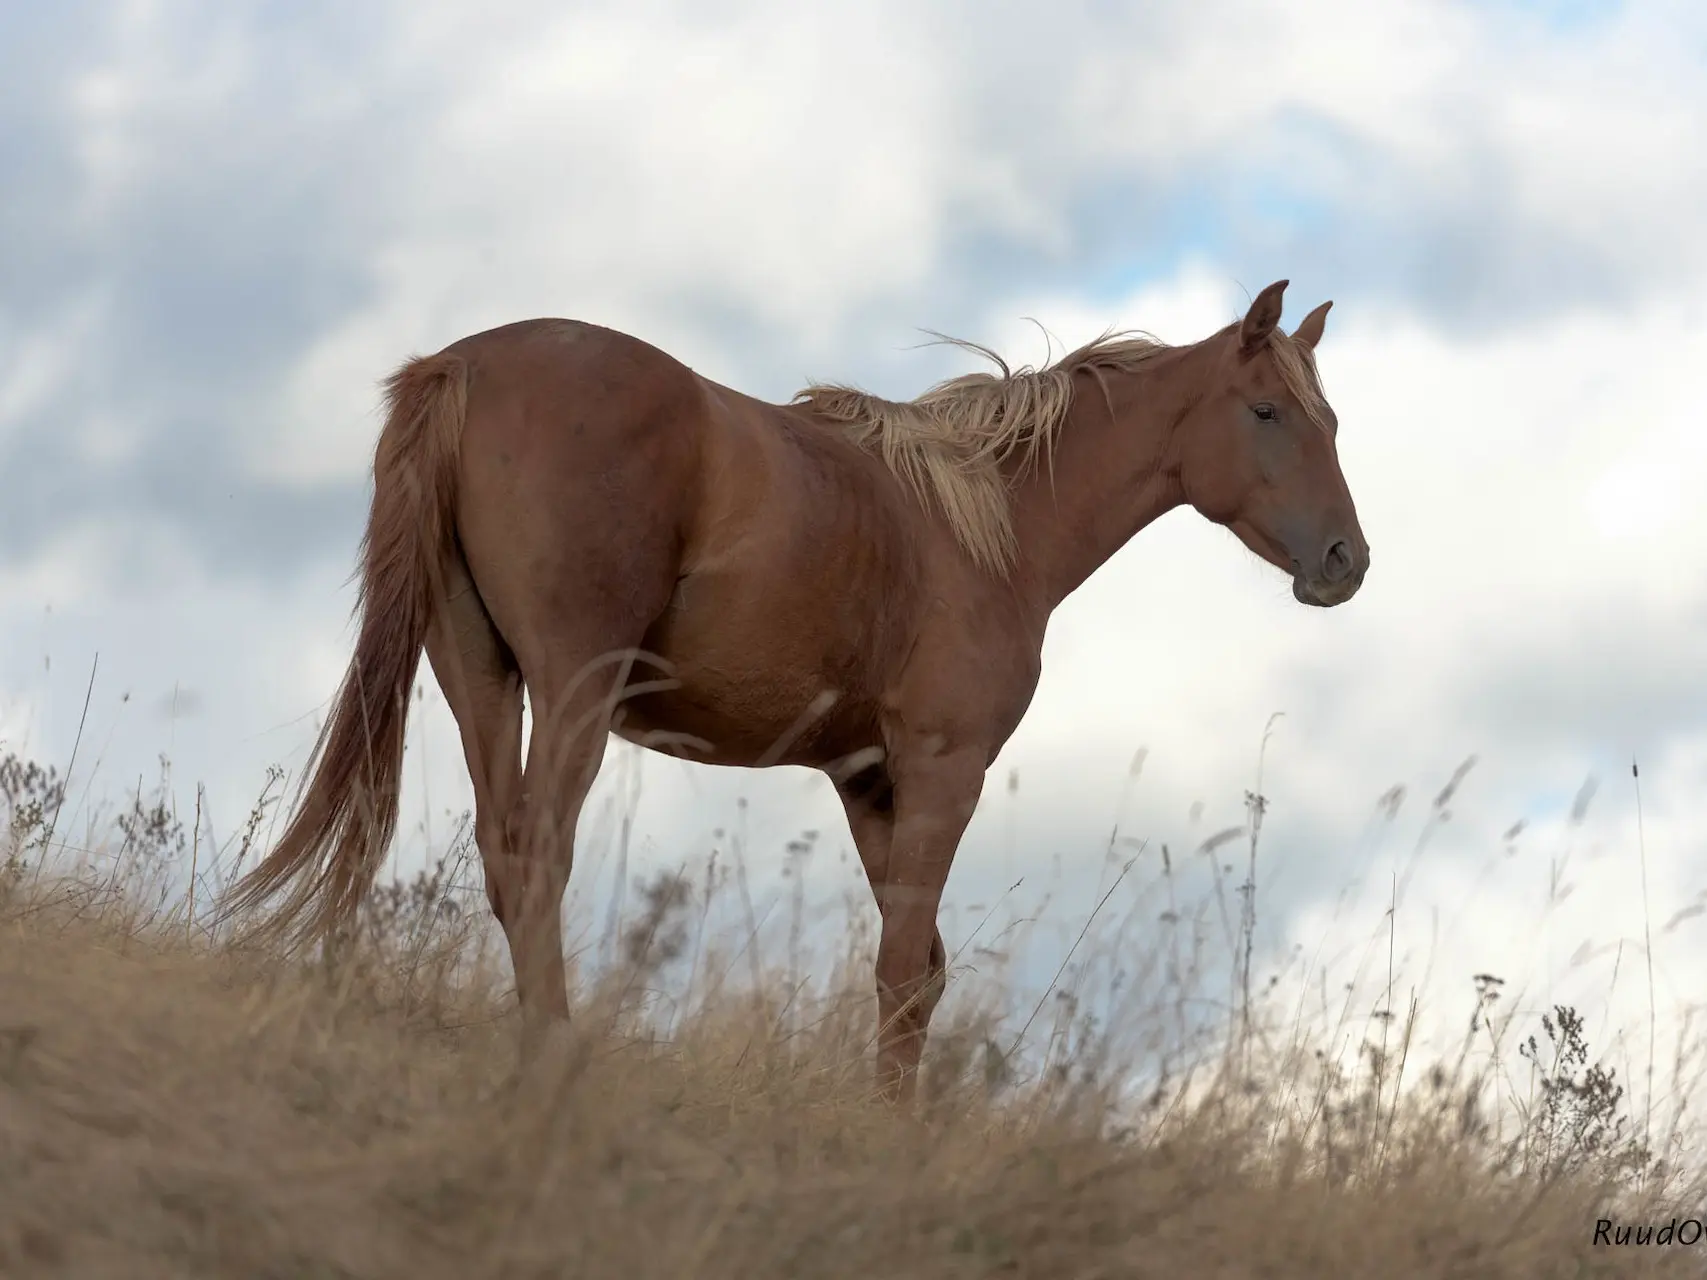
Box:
[502,793,532,857]
[480,795,558,929]
[875,924,937,1007]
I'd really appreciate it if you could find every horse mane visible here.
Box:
[793,324,1328,576]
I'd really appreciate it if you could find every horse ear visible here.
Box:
[1239,279,1288,355]
[1293,300,1332,350]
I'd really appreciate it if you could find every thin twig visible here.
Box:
[39,653,98,871]
[1633,757,1655,1166]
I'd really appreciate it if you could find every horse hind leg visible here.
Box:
[420,549,535,1005]
[428,550,661,1052]
[499,638,673,1042]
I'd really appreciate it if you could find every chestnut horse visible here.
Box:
[222,279,1368,1099]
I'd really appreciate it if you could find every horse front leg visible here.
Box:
[871,746,986,1102]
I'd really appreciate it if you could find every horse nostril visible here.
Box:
[1322,539,1353,583]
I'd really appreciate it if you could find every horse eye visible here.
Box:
[1253,403,1278,422]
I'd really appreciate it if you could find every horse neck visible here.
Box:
[1008,342,1206,610]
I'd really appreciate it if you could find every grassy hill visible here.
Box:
[0,750,1700,1278]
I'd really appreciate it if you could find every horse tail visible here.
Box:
[221,351,469,951]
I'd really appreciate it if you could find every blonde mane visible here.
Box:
[794,325,1327,576]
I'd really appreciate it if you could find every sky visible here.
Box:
[2,0,1705,1096]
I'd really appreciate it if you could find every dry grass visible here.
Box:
[1,746,1704,1278]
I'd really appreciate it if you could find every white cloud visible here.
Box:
[1052,0,1707,258]
[0,293,107,444]
[261,0,982,484]
[241,0,1707,484]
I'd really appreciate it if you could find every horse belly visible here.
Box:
[616,569,894,768]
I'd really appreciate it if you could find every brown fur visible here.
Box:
[220,280,1369,1100]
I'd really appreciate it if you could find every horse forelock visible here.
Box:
[1263,329,1331,428]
